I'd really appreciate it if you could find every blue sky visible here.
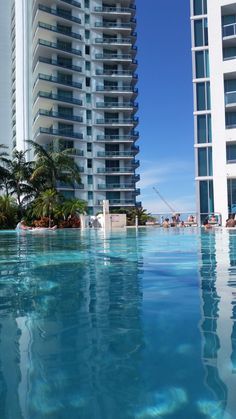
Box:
[136,0,195,213]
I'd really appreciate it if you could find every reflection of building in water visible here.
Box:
[199,231,236,417]
[0,231,143,418]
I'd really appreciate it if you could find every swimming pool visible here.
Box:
[0,227,235,418]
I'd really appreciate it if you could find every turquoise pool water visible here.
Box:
[0,227,236,418]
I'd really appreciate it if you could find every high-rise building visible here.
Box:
[7,0,140,215]
[190,0,236,224]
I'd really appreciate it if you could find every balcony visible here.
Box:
[34,109,83,123]
[96,117,139,125]
[97,151,134,158]
[97,167,135,174]
[56,182,84,190]
[95,53,137,64]
[37,57,82,73]
[96,101,137,109]
[59,0,81,8]
[94,21,135,29]
[97,183,135,190]
[35,73,82,89]
[37,39,82,56]
[96,134,138,142]
[35,127,83,140]
[35,91,83,106]
[93,7,135,14]
[95,69,137,78]
[94,37,131,45]
[97,199,135,206]
[37,22,82,40]
[38,4,81,24]
[96,85,138,93]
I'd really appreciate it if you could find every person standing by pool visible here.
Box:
[226,214,236,228]
[162,218,170,228]
[15,220,31,230]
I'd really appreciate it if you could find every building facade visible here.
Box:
[8,0,140,214]
[190,0,236,224]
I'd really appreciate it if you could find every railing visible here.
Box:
[97,151,134,157]
[59,0,81,8]
[225,91,236,105]
[36,73,82,89]
[96,102,136,108]
[38,39,82,56]
[36,91,83,106]
[34,109,83,123]
[95,69,136,77]
[38,22,82,40]
[98,199,135,205]
[95,22,132,29]
[37,57,82,73]
[96,85,137,92]
[96,134,138,141]
[98,183,135,189]
[97,167,134,173]
[36,127,83,139]
[96,118,138,124]
[95,37,131,44]
[222,23,236,38]
[93,6,134,13]
[57,182,84,189]
[38,4,81,24]
[95,53,133,61]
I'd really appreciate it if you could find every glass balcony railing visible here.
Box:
[96,85,138,92]
[38,4,81,24]
[97,151,134,157]
[96,117,139,125]
[57,182,84,189]
[37,57,82,73]
[36,127,83,139]
[36,73,82,89]
[95,37,131,44]
[38,39,82,56]
[96,134,138,141]
[34,109,83,123]
[95,69,136,77]
[59,0,81,8]
[93,6,134,13]
[96,102,136,108]
[97,199,135,205]
[95,21,135,29]
[95,53,134,61]
[222,23,236,38]
[36,91,83,106]
[97,167,134,173]
[98,184,135,189]
[225,91,236,105]
[38,22,82,40]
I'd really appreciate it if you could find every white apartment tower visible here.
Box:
[6,0,140,215]
[191,0,236,224]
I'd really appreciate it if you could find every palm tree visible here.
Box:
[0,195,18,229]
[0,144,10,194]
[5,149,34,216]
[27,140,81,191]
[32,189,59,227]
[60,198,87,220]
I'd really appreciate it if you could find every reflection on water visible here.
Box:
[1,229,236,418]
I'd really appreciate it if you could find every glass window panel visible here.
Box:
[226,112,236,129]
[198,148,207,176]
[194,20,203,46]
[197,115,207,143]
[87,175,93,185]
[208,148,213,176]
[196,51,205,78]
[209,180,214,213]
[227,144,236,161]
[223,47,236,60]
[200,181,208,214]
[205,50,210,77]
[194,0,202,15]
[228,179,236,213]
[204,19,208,46]
[206,82,211,109]
[203,0,207,14]
[208,115,212,142]
[222,15,236,26]
[197,83,206,110]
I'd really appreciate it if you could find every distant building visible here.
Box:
[190,0,236,224]
[3,0,140,214]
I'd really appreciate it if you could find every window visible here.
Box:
[87,159,92,168]
[87,142,92,152]
[85,14,90,24]
[196,82,211,110]
[197,114,212,143]
[226,112,236,129]
[85,61,90,71]
[88,191,93,200]
[198,147,212,176]
[223,47,236,61]
[227,144,236,162]
[225,79,236,106]
[193,0,207,16]
[199,180,214,217]
[195,50,209,78]
[84,0,89,8]
[86,77,90,87]
[87,126,92,135]
[194,18,208,47]
[85,30,90,39]
[85,45,90,55]
[86,110,92,120]
[86,93,91,103]
[228,179,236,213]
[88,175,93,185]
